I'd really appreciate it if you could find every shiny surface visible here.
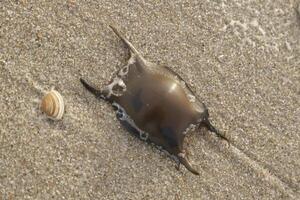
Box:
[115,70,201,155]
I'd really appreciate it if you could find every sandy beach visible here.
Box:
[0,0,299,199]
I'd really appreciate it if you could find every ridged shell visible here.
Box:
[40,90,64,120]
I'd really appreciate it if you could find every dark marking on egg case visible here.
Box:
[80,25,228,175]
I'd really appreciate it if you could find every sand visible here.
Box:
[0,0,300,199]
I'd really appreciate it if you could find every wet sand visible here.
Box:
[0,0,299,199]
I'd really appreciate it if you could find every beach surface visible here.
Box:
[0,0,300,199]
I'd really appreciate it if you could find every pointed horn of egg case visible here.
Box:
[109,25,148,70]
[109,25,141,56]
[203,118,228,141]
[178,153,199,175]
[80,78,110,100]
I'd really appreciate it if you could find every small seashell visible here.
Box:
[40,90,64,120]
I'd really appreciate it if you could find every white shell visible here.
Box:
[40,90,64,120]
